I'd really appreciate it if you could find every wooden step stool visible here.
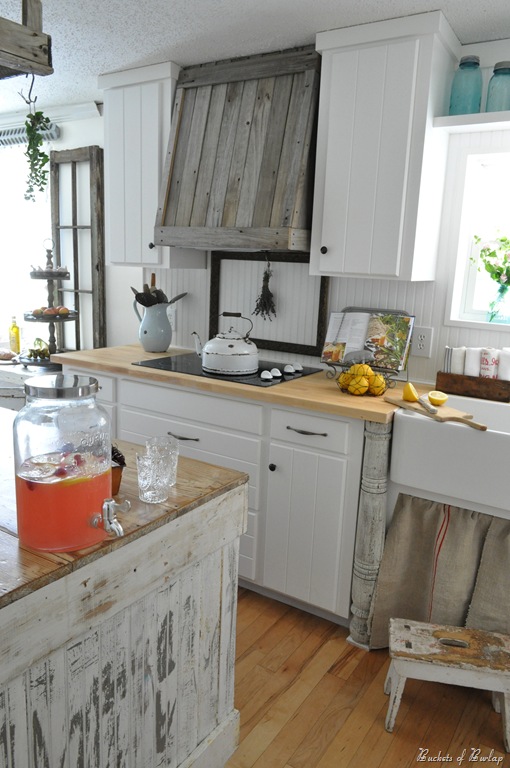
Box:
[384,618,510,752]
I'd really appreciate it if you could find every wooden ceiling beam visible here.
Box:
[0,0,52,80]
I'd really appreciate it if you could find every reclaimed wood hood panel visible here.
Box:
[154,47,320,252]
[0,0,52,79]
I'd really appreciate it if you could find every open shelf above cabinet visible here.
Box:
[434,110,510,132]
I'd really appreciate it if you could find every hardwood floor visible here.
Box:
[226,588,509,768]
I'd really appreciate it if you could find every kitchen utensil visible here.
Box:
[418,395,438,414]
[192,312,259,375]
[131,287,158,307]
[168,292,188,306]
[384,395,487,430]
[151,288,168,303]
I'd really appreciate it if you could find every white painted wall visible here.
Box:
[52,116,103,148]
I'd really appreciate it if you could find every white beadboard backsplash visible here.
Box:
[147,240,510,384]
[215,259,321,347]
[149,259,326,368]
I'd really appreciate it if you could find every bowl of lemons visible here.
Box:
[336,363,389,397]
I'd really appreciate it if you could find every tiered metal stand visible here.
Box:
[23,247,78,355]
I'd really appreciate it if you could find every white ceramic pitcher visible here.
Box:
[133,301,172,353]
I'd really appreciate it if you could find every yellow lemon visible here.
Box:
[349,363,373,377]
[348,375,369,396]
[337,372,353,390]
[368,373,387,396]
[402,382,419,402]
[428,390,448,406]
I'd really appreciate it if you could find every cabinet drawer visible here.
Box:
[119,379,263,434]
[119,407,261,509]
[63,367,116,403]
[270,408,354,454]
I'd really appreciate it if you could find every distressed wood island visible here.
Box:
[51,345,408,651]
[0,407,248,767]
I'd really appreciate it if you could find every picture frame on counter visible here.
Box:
[210,251,329,357]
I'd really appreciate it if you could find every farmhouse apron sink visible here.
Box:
[388,393,510,519]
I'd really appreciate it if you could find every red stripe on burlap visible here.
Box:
[427,504,451,620]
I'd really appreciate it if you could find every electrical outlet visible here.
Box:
[168,307,177,331]
[411,326,434,358]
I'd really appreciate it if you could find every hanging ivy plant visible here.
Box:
[24,110,51,201]
[19,76,51,202]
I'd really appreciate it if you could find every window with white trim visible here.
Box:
[449,132,510,326]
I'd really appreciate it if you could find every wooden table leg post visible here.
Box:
[348,420,392,649]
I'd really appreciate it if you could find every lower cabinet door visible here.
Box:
[263,443,356,618]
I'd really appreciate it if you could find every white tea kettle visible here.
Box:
[192,313,259,375]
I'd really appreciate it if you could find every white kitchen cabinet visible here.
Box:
[263,407,364,619]
[310,11,460,281]
[117,378,264,581]
[59,363,369,623]
[99,63,179,266]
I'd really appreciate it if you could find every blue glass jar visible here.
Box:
[449,55,482,115]
[486,62,510,112]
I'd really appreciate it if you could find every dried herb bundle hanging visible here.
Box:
[253,260,276,321]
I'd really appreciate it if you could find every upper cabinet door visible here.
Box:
[320,40,418,277]
[100,63,178,266]
[310,12,460,281]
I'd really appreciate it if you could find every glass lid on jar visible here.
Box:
[24,373,99,399]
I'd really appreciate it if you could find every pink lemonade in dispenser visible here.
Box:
[16,451,112,551]
[13,373,115,553]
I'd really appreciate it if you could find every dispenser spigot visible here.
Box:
[92,498,129,537]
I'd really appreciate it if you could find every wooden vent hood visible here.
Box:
[0,0,52,80]
[154,46,320,252]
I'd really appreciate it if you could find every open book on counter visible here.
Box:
[321,308,415,372]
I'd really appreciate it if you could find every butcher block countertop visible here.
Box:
[0,407,247,610]
[51,344,417,424]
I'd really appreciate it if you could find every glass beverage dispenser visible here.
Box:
[13,374,124,552]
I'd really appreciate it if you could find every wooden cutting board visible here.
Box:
[384,395,487,430]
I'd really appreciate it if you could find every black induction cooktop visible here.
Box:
[132,353,323,387]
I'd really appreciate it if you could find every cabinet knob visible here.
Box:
[268,463,277,472]
[148,242,155,249]
[320,246,328,254]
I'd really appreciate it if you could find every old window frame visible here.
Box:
[50,145,106,349]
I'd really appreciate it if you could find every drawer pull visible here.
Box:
[167,431,199,442]
[286,426,328,437]
[268,463,277,472]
